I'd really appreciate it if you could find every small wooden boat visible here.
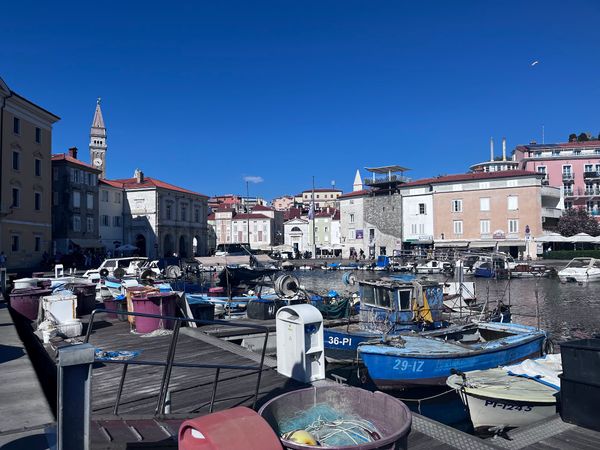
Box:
[510,263,554,278]
[358,322,547,388]
[447,354,561,433]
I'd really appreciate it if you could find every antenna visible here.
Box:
[542,125,545,144]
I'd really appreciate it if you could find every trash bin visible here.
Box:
[179,406,282,450]
[67,282,97,316]
[259,385,412,450]
[103,295,126,320]
[276,304,324,383]
[131,292,177,333]
[42,293,78,324]
[9,288,53,320]
[559,374,600,432]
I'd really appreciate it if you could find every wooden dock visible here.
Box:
[38,313,600,449]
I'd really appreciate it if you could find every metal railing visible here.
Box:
[84,309,270,416]
[562,172,575,181]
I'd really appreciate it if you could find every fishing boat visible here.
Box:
[358,322,547,389]
[447,354,561,433]
[414,259,453,274]
[324,278,447,362]
[186,293,279,317]
[557,257,600,283]
[509,263,555,278]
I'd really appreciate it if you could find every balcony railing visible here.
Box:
[564,187,600,197]
[584,171,600,179]
[365,175,411,186]
[562,173,575,181]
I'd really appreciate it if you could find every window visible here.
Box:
[195,209,200,222]
[453,220,463,235]
[101,190,109,202]
[34,236,41,252]
[11,235,19,252]
[398,290,411,310]
[508,196,519,210]
[113,216,121,227]
[181,204,187,221]
[35,127,41,143]
[86,193,94,209]
[11,188,20,207]
[12,151,20,170]
[451,199,463,212]
[480,219,490,234]
[419,223,425,234]
[32,159,41,177]
[34,192,41,211]
[419,203,426,214]
[585,164,593,172]
[101,215,110,226]
[73,216,81,232]
[73,191,81,208]
[480,197,490,211]
[411,224,417,234]
[13,117,20,134]
[508,219,519,234]
[115,192,121,203]
[350,213,355,223]
[86,217,94,232]
[479,182,490,189]
[565,201,573,209]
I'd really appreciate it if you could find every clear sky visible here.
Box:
[3,1,600,200]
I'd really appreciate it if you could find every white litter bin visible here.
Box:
[276,304,325,383]
[42,293,78,324]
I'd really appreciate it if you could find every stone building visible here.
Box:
[51,148,102,254]
[211,205,283,250]
[98,179,125,253]
[0,76,60,270]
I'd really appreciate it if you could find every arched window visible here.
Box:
[291,226,301,232]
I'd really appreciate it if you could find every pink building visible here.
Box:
[272,195,294,211]
[515,140,600,216]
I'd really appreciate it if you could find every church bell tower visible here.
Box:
[89,98,107,179]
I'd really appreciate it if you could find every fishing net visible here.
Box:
[314,298,351,320]
[279,403,381,447]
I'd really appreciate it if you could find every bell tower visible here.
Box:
[89,98,107,179]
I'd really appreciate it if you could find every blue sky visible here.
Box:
[3,1,600,199]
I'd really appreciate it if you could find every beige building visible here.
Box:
[294,188,343,210]
[0,77,60,270]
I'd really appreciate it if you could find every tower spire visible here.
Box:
[90,99,107,179]
[353,169,363,192]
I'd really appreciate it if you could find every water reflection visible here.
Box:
[295,271,600,342]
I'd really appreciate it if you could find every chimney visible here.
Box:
[490,137,494,161]
[134,168,144,183]
[68,147,78,159]
[502,137,507,161]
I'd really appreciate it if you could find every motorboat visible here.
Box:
[510,263,555,278]
[447,354,561,433]
[358,322,547,388]
[414,259,453,274]
[557,257,600,283]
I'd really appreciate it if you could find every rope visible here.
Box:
[393,388,456,415]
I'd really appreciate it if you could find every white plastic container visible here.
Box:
[13,278,40,290]
[56,319,82,338]
[42,293,78,324]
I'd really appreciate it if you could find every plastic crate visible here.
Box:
[559,374,600,432]
[560,338,600,382]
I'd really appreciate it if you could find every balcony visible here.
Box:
[564,187,600,198]
[364,174,411,187]
[584,171,600,179]
[541,179,550,186]
[542,207,562,219]
[562,173,575,181]
[541,185,561,199]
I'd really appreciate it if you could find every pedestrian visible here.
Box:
[0,251,6,268]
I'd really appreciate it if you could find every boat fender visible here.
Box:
[543,337,554,355]
[99,268,109,278]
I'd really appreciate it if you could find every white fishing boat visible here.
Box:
[557,257,600,283]
[446,354,561,433]
[414,259,453,274]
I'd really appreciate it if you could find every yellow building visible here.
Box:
[0,77,60,271]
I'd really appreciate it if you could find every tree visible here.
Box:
[568,133,577,142]
[577,132,589,142]
[557,207,599,237]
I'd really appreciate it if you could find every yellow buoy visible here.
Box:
[288,430,318,445]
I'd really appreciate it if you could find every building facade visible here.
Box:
[107,170,208,258]
[212,205,282,250]
[427,170,559,257]
[515,140,600,216]
[272,195,294,211]
[51,148,102,254]
[98,179,125,253]
[284,218,310,253]
[339,190,367,258]
[294,188,343,210]
[0,77,60,270]
[400,185,434,248]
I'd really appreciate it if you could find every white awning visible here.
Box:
[434,241,469,248]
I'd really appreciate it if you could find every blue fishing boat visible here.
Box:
[324,278,448,362]
[358,322,547,389]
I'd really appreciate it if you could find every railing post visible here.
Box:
[57,343,95,450]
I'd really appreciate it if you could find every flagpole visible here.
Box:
[312,176,316,259]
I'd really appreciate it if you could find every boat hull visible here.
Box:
[458,391,556,432]
[360,335,545,388]
[558,272,600,283]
